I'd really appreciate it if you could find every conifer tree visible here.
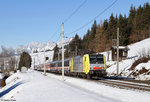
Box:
[53,44,59,61]
[18,52,32,71]
[102,19,108,36]
[89,20,97,41]
[107,13,116,40]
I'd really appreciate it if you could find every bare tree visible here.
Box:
[8,57,16,72]
[0,46,17,75]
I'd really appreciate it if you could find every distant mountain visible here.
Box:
[57,38,72,48]
[16,38,72,54]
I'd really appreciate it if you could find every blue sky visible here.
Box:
[0,0,150,50]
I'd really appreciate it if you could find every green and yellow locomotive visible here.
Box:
[70,54,107,78]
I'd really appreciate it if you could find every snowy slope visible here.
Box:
[1,70,150,102]
[16,41,55,53]
[57,38,72,48]
[104,38,150,80]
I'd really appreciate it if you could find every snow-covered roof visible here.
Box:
[111,46,129,50]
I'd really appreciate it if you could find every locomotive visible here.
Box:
[36,54,107,78]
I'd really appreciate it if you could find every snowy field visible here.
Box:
[1,70,150,102]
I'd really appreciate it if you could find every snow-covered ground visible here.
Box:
[1,70,150,102]
[103,38,150,80]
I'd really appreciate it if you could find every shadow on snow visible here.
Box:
[0,81,24,98]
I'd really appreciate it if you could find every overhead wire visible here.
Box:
[65,0,118,35]
[63,0,87,23]
[48,24,62,43]
[49,0,87,43]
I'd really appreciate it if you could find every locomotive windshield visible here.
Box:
[90,54,104,64]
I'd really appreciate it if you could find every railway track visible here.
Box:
[97,79,150,92]
[38,70,150,92]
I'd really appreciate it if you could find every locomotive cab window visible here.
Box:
[90,54,104,64]
[97,58,104,63]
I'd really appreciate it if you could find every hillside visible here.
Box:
[105,38,150,80]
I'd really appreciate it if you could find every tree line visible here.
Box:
[53,2,150,60]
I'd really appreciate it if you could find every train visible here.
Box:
[36,53,107,78]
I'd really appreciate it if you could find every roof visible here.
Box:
[111,46,130,50]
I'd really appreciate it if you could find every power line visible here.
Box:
[64,0,87,23]
[66,0,118,35]
[49,24,62,43]
[49,0,87,43]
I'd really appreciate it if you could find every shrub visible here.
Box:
[129,57,150,70]
[129,49,150,70]
[1,78,6,87]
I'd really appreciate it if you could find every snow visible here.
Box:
[112,46,128,49]
[133,60,150,80]
[1,70,115,102]
[1,38,150,101]
[135,60,150,70]
[30,51,54,68]
[1,70,150,102]
[57,38,72,48]
[128,38,150,57]
[16,38,72,54]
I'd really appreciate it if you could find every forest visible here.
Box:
[53,2,150,60]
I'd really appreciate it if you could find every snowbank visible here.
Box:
[47,73,150,102]
[1,70,150,102]
[1,70,116,102]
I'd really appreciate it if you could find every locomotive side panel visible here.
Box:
[73,56,83,72]
[83,54,90,74]
[70,58,73,72]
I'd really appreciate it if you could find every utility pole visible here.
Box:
[62,23,64,81]
[58,51,60,60]
[34,55,35,70]
[75,45,77,56]
[44,48,46,75]
[116,28,119,75]
[149,26,150,38]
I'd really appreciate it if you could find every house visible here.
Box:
[111,46,129,61]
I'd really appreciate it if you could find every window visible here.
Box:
[90,54,104,64]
